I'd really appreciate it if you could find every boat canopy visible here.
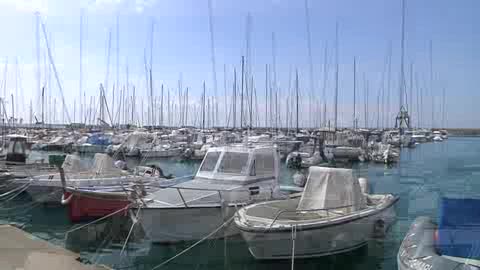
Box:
[297,167,365,213]
[62,155,87,172]
[91,153,122,174]
[124,132,151,148]
[196,145,278,183]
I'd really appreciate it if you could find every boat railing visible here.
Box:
[267,204,356,229]
[151,185,273,208]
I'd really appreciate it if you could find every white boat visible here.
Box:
[440,129,449,140]
[330,146,364,162]
[137,144,282,243]
[140,145,183,158]
[411,132,427,143]
[17,154,164,204]
[433,131,444,142]
[234,167,398,259]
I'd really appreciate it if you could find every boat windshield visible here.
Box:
[217,152,250,174]
[251,152,275,176]
[8,141,25,154]
[199,151,221,172]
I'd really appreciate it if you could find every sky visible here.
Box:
[0,0,478,128]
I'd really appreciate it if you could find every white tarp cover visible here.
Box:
[124,132,151,148]
[297,167,365,213]
[91,153,121,174]
[61,155,86,172]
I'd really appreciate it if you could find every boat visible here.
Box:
[440,129,449,140]
[411,131,427,143]
[328,146,365,162]
[398,197,480,270]
[137,144,283,243]
[4,134,30,165]
[140,145,183,158]
[17,154,165,204]
[433,131,444,142]
[61,164,188,222]
[234,167,399,259]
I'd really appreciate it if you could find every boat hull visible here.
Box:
[139,205,239,243]
[238,203,397,259]
[65,190,130,222]
[25,185,63,204]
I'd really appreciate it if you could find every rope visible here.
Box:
[64,203,132,236]
[119,206,141,257]
[0,181,32,199]
[150,215,235,270]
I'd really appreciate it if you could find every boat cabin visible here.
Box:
[195,144,279,184]
[6,134,29,164]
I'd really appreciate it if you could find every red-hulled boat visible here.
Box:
[62,187,131,222]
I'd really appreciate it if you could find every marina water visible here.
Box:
[1,137,479,270]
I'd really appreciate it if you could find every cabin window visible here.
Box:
[14,142,24,154]
[253,152,275,176]
[217,152,249,174]
[199,151,220,172]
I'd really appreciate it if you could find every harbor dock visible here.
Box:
[0,225,110,270]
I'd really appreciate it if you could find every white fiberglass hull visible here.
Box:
[17,174,147,204]
[25,185,63,204]
[139,205,239,243]
[238,201,397,259]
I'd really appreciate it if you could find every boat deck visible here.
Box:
[244,195,388,222]
[0,225,111,270]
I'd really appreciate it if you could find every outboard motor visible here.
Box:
[286,152,302,169]
[182,148,194,160]
[293,171,307,187]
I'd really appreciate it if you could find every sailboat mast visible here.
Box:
[233,68,237,129]
[265,64,268,128]
[429,40,434,129]
[35,12,41,124]
[399,0,406,114]
[202,82,206,130]
[208,0,218,127]
[304,0,314,128]
[353,57,356,129]
[295,69,299,134]
[185,87,189,126]
[79,10,83,124]
[240,56,244,129]
[322,43,328,127]
[334,22,339,131]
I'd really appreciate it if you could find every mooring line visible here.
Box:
[64,203,132,237]
[119,206,142,257]
[150,215,235,270]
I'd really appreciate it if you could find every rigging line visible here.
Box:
[40,19,72,123]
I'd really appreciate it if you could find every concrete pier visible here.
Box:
[0,225,111,270]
